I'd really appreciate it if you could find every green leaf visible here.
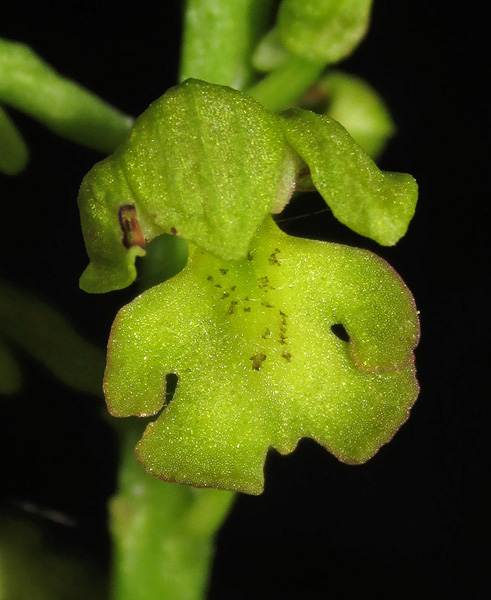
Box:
[78,79,297,293]
[0,104,28,175]
[278,0,373,64]
[104,217,419,495]
[0,280,104,396]
[0,38,132,154]
[280,108,417,245]
[301,71,395,159]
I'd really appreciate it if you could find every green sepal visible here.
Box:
[78,79,297,293]
[105,217,419,495]
[280,108,418,245]
[278,0,372,64]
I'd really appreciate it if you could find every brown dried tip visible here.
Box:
[118,205,146,249]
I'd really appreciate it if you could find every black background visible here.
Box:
[1,1,489,598]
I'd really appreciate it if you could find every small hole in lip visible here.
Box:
[331,324,350,342]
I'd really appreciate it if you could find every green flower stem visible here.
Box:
[0,38,132,154]
[110,420,235,600]
[247,53,325,112]
[180,0,274,89]
[0,104,28,175]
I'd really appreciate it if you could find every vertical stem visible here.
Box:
[110,421,235,600]
[180,0,274,89]
[247,54,325,113]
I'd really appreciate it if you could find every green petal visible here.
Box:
[78,79,297,293]
[280,108,418,245]
[105,218,419,494]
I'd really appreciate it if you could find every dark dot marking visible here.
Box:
[250,353,266,371]
[230,286,237,292]
[257,276,275,290]
[207,275,213,281]
[243,307,251,312]
[279,310,288,345]
[261,328,271,339]
[247,252,253,261]
[261,301,274,308]
[170,227,178,235]
[244,297,250,302]
[227,301,238,315]
[331,324,350,342]
[219,268,228,275]
[118,204,146,249]
[221,292,230,299]
[268,248,282,265]
[282,351,292,362]
[215,284,222,288]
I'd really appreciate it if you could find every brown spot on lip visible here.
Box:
[119,204,145,249]
[170,227,178,235]
[227,301,238,315]
[250,353,266,370]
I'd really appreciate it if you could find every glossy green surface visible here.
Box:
[105,218,419,495]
